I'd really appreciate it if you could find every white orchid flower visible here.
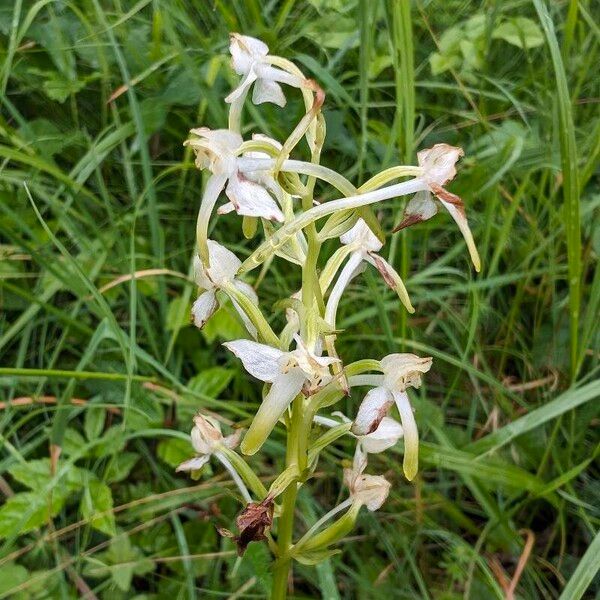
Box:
[191,240,258,337]
[314,411,403,454]
[324,218,414,330]
[225,34,306,110]
[394,144,481,272]
[176,413,241,472]
[224,335,339,455]
[351,353,433,481]
[343,447,391,511]
[176,414,251,502]
[185,128,285,261]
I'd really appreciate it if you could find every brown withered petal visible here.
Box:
[230,496,274,556]
[392,213,424,233]
[430,183,465,212]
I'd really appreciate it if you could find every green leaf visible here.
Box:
[0,492,66,538]
[157,437,193,469]
[429,52,460,75]
[41,72,87,103]
[105,453,139,484]
[0,562,29,596]
[466,379,600,455]
[165,296,191,332]
[80,480,116,536]
[492,17,544,49]
[187,366,234,398]
[295,548,341,566]
[8,458,86,492]
[84,404,106,441]
[201,306,246,342]
[559,530,600,600]
[84,535,153,592]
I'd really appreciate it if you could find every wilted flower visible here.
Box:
[344,447,390,511]
[352,353,433,481]
[219,496,275,556]
[224,335,339,455]
[191,240,258,336]
[176,413,242,472]
[325,219,413,329]
[395,144,481,272]
[225,34,306,109]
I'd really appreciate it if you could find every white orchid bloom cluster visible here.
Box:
[176,33,479,592]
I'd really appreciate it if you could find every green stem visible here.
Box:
[271,397,303,599]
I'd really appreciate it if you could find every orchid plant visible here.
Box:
[177,34,480,598]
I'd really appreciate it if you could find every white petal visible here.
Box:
[393,191,439,231]
[352,387,394,436]
[205,240,241,284]
[392,391,419,481]
[229,33,268,75]
[223,339,284,382]
[233,280,258,305]
[319,245,355,295]
[251,133,283,151]
[225,174,284,222]
[417,143,464,186]
[193,254,212,290]
[217,201,236,215]
[252,78,286,107]
[224,69,258,104]
[196,173,228,262]
[222,429,243,450]
[176,455,210,472]
[191,290,218,329]
[230,281,259,338]
[356,474,391,511]
[360,417,403,454]
[365,253,414,313]
[340,218,382,253]
[191,414,222,454]
[254,64,305,88]
[230,297,258,339]
[324,251,364,327]
[241,370,305,455]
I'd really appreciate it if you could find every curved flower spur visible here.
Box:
[177,33,480,598]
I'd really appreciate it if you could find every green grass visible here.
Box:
[0,1,598,598]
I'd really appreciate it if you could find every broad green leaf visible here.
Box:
[492,17,544,49]
[187,366,234,398]
[105,453,139,484]
[0,562,28,596]
[0,492,67,538]
[157,437,193,469]
[84,404,106,441]
[80,480,116,536]
[201,306,246,343]
[166,296,191,332]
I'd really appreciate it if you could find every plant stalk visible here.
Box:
[271,397,303,599]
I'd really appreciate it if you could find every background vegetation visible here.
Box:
[0,0,598,598]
